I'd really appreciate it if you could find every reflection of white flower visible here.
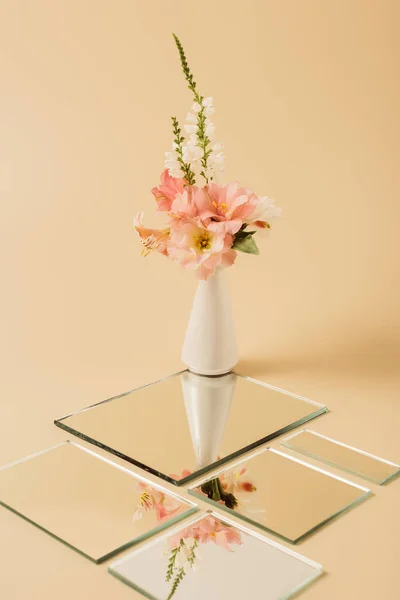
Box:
[219,466,265,520]
[174,538,199,573]
[165,537,200,599]
[132,490,151,521]
[222,467,257,494]
[133,483,183,523]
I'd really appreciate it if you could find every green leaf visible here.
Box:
[232,234,260,255]
[235,230,256,239]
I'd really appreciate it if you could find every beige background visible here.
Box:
[0,0,399,598]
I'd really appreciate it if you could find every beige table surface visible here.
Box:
[1,1,399,598]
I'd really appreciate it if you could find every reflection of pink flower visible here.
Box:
[169,515,242,552]
[167,217,236,280]
[165,516,242,599]
[152,169,187,212]
[170,469,193,481]
[193,183,258,234]
[221,467,257,494]
[134,212,170,256]
[133,482,182,522]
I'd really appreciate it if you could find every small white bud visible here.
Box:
[186,112,197,124]
[205,123,216,138]
[211,151,224,165]
[184,124,198,134]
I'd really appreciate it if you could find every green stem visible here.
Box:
[166,540,198,600]
[172,33,212,182]
[166,568,185,600]
[172,33,201,103]
[171,116,196,185]
[201,477,238,509]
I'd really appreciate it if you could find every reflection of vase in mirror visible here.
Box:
[181,371,236,470]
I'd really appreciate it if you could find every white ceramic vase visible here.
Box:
[181,370,236,469]
[181,268,238,376]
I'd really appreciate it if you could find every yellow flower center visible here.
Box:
[195,232,212,252]
[139,491,151,507]
[212,201,228,214]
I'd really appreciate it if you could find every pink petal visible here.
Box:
[224,219,243,235]
[214,531,233,552]
[221,249,237,268]
[198,516,217,534]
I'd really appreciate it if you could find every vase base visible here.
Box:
[186,365,236,377]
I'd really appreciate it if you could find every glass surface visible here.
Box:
[0,442,196,563]
[109,511,323,600]
[55,370,327,486]
[282,429,400,485]
[189,448,372,544]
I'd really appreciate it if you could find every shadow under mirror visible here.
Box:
[55,371,327,486]
[109,511,323,600]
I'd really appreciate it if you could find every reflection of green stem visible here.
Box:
[166,542,182,582]
[201,478,238,509]
[166,540,198,600]
[167,568,185,600]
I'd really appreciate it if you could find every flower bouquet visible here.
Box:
[135,34,281,375]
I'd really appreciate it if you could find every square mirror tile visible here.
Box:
[0,442,197,562]
[55,371,327,486]
[189,448,372,544]
[282,430,400,485]
[109,511,323,600]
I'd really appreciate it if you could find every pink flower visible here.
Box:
[240,481,257,492]
[169,187,199,226]
[167,217,236,280]
[169,515,242,551]
[169,469,193,481]
[193,183,258,234]
[133,482,183,523]
[134,212,170,256]
[151,169,187,212]
[221,467,257,494]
